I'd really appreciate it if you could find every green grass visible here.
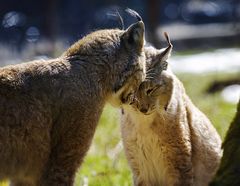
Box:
[2,72,238,186]
[0,182,8,186]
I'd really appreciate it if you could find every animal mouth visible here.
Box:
[140,110,155,115]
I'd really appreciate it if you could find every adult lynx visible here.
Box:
[0,20,146,185]
[121,38,222,186]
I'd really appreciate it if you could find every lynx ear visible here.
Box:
[151,32,173,68]
[122,21,145,53]
[161,32,173,61]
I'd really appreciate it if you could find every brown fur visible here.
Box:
[121,47,222,186]
[210,100,240,186]
[0,21,146,186]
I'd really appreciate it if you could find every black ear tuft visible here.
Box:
[125,8,142,22]
[164,32,172,48]
[116,10,124,30]
[156,32,173,62]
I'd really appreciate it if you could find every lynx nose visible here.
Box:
[140,107,148,114]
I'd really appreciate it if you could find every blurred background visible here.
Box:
[0,0,239,185]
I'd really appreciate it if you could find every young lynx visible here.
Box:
[0,17,146,186]
[121,36,222,186]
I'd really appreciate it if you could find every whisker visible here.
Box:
[146,72,156,77]
[158,111,166,124]
[145,75,155,80]
[146,72,157,79]
[146,72,156,76]
[145,75,154,79]
[146,69,156,73]
[146,68,155,73]
[145,76,155,81]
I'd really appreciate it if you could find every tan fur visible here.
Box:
[0,21,146,186]
[121,48,222,186]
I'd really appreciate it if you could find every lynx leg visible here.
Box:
[40,131,94,186]
[165,156,194,186]
[10,179,35,186]
[131,166,150,186]
[134,178,149,186]
[39,144,86,186]
[40,165,75,186]
[135,181,148,186]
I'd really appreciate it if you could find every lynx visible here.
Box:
[121,37,222,186]
[0,19,146,185]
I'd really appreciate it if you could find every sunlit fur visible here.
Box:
[0,22,146,186]
[121,47,222,186]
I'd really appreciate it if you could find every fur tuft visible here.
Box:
[163,32,172,48]
[116,10,124,30]
[125,8,142,22]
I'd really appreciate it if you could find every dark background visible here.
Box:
[0,0,239,56]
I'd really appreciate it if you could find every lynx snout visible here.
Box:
[139,104,149,114]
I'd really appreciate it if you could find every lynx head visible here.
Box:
[130,32,173,114]
[64,10,146,107]
[134,71,174,115]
